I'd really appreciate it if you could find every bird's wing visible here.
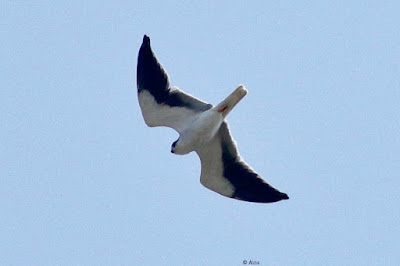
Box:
[196,122,289,203]
[137,35,212,133]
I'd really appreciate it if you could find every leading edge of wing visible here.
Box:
[197,122,289,203]
[137,35,211,111]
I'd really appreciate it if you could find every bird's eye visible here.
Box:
[172,140,178,147]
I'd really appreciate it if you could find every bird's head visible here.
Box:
[170,138,190,155]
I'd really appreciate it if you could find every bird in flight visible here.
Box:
[137,35,288,203]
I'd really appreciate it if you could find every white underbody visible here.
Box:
[173,109,224,155]
[138,85,247,197]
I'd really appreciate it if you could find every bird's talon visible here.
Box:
[218,106,228,113]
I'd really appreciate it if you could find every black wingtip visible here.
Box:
[137,34,171,101]
[143,35,150,46]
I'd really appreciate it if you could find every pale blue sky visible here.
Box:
[1,1,399,265]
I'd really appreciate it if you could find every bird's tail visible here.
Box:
[215,85,248,117]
